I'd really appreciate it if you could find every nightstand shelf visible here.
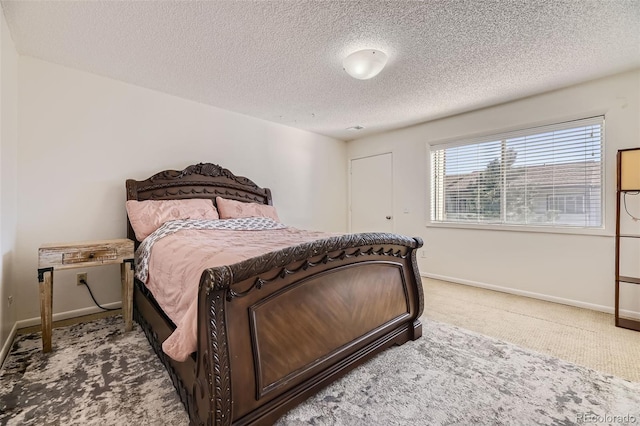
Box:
[618,276,640,285]
[37,238,135,352]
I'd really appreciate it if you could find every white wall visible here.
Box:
[347,70,640,316]
[0,9,18,359]
[9,57,640,330]
[14,57,347,324]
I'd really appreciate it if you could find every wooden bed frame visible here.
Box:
[126,163,424,425]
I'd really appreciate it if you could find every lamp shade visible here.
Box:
[620,148,640,191]
[343,49,388,80]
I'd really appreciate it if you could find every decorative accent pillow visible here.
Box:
[216,197,280,222]
[126,199,219,241]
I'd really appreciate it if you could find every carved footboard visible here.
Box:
[191,233,423,425]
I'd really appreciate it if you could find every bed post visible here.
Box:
[410,237,424,341]
[194,266,233,426]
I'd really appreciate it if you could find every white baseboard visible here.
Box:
[422,273,640,320]
[1,321,18,370]
[15,301,122,329]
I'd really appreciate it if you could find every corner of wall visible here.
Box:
[0,4,19,358]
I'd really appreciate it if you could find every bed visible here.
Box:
[125,163,424,425]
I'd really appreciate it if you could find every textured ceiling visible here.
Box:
[2,0,639,141]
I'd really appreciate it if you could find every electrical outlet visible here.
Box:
[76,272,87,286]
[7,295,13,306]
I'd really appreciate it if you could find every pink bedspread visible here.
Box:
[144,226,332,361]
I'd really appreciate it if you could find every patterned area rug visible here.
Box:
[0,316,187,425]
[1,315,639,425]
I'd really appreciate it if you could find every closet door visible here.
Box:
[350,153,393,233]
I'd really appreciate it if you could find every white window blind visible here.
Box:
[430,116,603,228]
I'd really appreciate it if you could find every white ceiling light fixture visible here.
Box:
[343,49,388,80]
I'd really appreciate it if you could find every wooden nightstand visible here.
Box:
[37,239,135,352]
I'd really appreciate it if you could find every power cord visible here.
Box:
[623,192,640,222]
[79,278,119,311]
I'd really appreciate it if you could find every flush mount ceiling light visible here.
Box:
[343,49,388,80]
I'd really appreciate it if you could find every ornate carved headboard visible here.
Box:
[125,163,273,242]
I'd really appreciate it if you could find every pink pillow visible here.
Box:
[126,199,219,241]
[216,197,280,222]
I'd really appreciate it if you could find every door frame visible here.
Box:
[348,152,394,233]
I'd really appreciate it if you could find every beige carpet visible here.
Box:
[422,277,640,382]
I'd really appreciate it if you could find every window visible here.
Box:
[430,116,603,228]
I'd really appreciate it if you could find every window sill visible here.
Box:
[425,221,612,237]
